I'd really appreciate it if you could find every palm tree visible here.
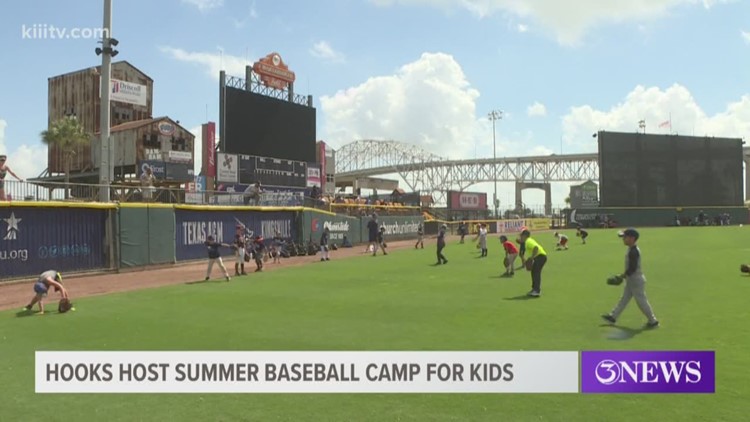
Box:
[41,117,91,198]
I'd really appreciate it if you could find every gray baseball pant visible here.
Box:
[611,276,657,322]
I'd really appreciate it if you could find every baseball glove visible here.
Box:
[607,275,625,286]
[741,264,750,274]
[525,259,533,271]
[503,257,509,267]
[244,253,251,262]
[58,298,73,313]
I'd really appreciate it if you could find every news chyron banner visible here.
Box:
[36,351,579,394]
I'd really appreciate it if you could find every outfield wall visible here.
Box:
[0,202,116,278]
[566,207,749,228]
[0,203,426,280]
[300,211,424,244]
[424,218,552,236]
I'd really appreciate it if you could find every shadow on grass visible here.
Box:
[15,310,62,318]
[185,279,231,286]
[599,324,647,340]
[503,295,540,301]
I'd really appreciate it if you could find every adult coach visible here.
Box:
[0,154,23,201]
[520,229,547,297]
[24,270,69,314]
[367,214,380,256]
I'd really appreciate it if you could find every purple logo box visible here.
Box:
[581,351,715,394]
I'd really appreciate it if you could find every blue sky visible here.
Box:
[0,0,748,207]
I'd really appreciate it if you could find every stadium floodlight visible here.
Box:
[488,110,503,218]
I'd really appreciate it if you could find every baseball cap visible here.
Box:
[521,229,531,236]
[618,228,639,239]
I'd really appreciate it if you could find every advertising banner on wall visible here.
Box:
[0,207,106,278]
[371,215,424,241]
[165,162,195,182]
[306,213,361,244]
[174,209,296,261]
[306,165,321,188]
[448,191,488,210]
[110,78,148,107]
[211,184,305,206]
[216,153,238,183]
[494,219,527,234]
[525,218,551,231]
[137,160,167,180]
[201,122,216,178]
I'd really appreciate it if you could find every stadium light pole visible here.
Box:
[488,110,503,218]
[96,0,118,202]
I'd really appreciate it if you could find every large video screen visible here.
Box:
[598,132,743,207]
[224,88,316,163]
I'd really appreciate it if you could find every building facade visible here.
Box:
[47,61,154,174]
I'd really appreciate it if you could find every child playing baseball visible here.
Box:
[205,235,231,281]
[601,228,659,328]
[320,227,331,262]
[23,270,69,315]
[377,226,388,255]
[499,236,519,277]
[251,235,267,272]
[233,225,248,276]
[554,232,569,250]
[576,227,588,244]
[474,223,488,257]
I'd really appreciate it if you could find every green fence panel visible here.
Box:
[147,207,176,265]
[363,215,425,241]
[567,207,749,228]
[118,207,150,268]
[303,210,362,245]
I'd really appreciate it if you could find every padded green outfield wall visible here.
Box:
[565,207,749,228]
[118,205,176,268]
[301,210,362,244]
[300,210,425,245]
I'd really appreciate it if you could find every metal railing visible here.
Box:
[0,180,424,215]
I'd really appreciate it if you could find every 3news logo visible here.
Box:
[581,351,715,393]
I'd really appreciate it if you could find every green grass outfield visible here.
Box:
[1,227,749,421]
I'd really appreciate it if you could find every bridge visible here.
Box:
[335,140,750,213]
[334,140,600,212]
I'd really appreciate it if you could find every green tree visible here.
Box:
[41,117,90,198]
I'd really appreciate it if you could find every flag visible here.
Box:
[659,120,671,128]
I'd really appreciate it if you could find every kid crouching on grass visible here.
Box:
[499,236,519,277]
[24,270,69,315]
[205,235,231,281]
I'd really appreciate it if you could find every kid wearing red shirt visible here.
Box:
[499,235,519,277]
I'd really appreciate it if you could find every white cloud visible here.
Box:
[159,46,249,79]
[562,84,750,152]
[182,0,224,11]
[309,41,346,63]
[742,30,750,44]
[0,119,48,181]
[517,24,529,33]
[370,0,731,45]
[527,101,547,117]
[321,52,557,161]
[321,52,484,158]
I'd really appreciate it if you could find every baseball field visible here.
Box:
[0,227,747,421]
